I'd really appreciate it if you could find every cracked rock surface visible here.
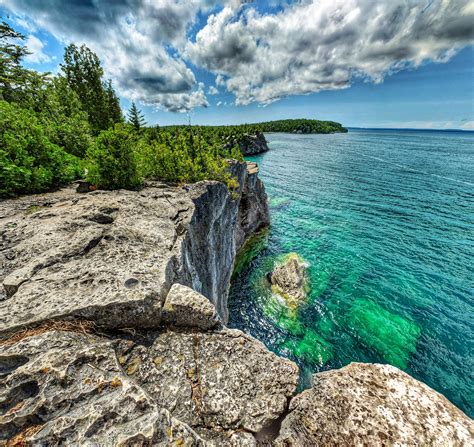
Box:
[275,363,473,446]
[1,169,472,446]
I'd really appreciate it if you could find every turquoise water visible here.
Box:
[228,129,474,417]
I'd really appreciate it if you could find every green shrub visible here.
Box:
[86,124,142,190]
[0,101,83,197]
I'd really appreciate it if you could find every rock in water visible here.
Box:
[238,132,269,156]
[275,363,473,446]
[268,253,309,308]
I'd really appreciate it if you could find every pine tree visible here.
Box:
[61,44,122,134]
[127,101,146,131]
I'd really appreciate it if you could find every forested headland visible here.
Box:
[0,21,345,198]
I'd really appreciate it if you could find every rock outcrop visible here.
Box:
[0,161,269,331]
[1,162,472,446]
[275,363,473,446]
[238,132,269,156]
[268,253,309,308]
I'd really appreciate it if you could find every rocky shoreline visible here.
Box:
[0,162,472,445]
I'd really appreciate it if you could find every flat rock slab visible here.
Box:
[275,362,473,446]
[0,182,232,336]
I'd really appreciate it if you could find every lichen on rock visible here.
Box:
[275,363,473,446]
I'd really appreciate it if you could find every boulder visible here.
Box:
[268,253,309,308]
[275,362,473,446]
[162,283,220,330]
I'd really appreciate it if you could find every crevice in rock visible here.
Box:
[254,396,295,445]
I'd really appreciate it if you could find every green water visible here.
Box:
[228,129,474,416]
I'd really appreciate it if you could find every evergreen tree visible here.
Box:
[0,20,45,103]
[127,101,146,131]
[106,80,123,125]
[61,44,122,134]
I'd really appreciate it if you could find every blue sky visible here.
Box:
[1,1,473,129]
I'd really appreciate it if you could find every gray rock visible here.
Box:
[0,330,204,446]
[268,253,309,308]
[0,161,269,333]
[117,327,299,441]
[238,132,269,156]
[275,362,474,446]
[162,283,220,330]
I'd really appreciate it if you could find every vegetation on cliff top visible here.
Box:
[0,20,345,197]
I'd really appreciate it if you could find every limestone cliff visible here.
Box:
[238,131,269,156]
[0,163,472,446]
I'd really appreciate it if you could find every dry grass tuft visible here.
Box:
[6,424,43,446]
[0,320,97,346]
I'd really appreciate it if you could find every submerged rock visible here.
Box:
[268,253,309,308]
[275,363,473,446]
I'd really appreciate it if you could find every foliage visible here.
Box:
[0,21,47,103]
[0,100,83,197]
[127,101,146,131]
[61,44,123,133]
[86,125,142,190]
[1,20,348,198]
[165,119,347,136]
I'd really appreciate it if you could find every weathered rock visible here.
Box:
[0,161,269,333]
[0,330,204,446]
[268,253,309,308]
[275,362,474,446]
[117,327,299,441]
[238,132,269,156]
[233,161,270,252]
[162,283,220,330]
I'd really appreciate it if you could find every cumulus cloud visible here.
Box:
[1,0,207,112]
[2,0,473,110]
[24,35,51,63]
[186,0,474,105]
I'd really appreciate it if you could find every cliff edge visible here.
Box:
[0,162,471,446]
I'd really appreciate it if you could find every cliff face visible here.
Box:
[0,165,471,446]
[238,131,269,156]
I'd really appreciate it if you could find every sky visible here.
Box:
[1,0,473,129]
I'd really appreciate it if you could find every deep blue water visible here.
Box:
[229,129,474,417]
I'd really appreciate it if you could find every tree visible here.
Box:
[0,20,45,103]
[86,125,142,190]
[0,100,82,197]
[61,44,122,134]
[127,101,146,131]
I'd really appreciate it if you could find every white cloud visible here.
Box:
[2,0,208,112]
[186,0,474,105]
[3,0,474,110]
[460,120,474,130]
[24,35,50,63]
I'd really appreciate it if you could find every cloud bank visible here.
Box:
[186,0,474,105]
[2,0,473,111]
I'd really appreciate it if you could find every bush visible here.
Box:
[0,101,83,197]
[86,125,142,190]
